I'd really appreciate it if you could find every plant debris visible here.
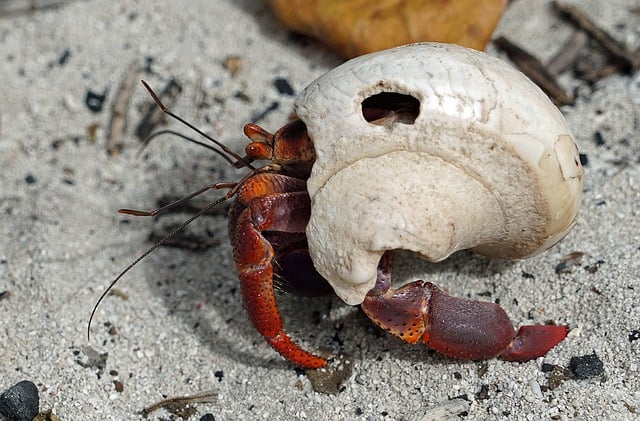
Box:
[107,63,139,156]
[494,2,640,105]
[493,36,573,106]
[223,55,243,77]
[33,409,62,421]
[555,251,586,274]
[546,364,575,390]
[552,1,640,72]
[141,390,218,418]
[306,353,353,394]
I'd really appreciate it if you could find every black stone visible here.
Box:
[0,380,39,421]
[85,89,108,113]
[569,352,605,379]
[274,77,295,96]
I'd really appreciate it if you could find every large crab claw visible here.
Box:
[361,252,568,361]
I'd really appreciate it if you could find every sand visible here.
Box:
[1,0,639,419]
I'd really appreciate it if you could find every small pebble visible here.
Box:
[529,379,543,399]
[0,380,39,421]
[85,89,108,113]
[569,352,605,379]
[274,77,295,96]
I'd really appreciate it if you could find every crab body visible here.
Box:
[228,43,583,369]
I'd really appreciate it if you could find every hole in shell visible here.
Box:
[361,92,420,126]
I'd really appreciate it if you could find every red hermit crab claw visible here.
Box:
[500,325,569,362]
[361,253,568,362]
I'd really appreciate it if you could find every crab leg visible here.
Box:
[229,173,327,368]
[361,252,568,361]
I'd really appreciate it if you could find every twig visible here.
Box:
[546,31,589,76]
[552,1,640,71]
[0,0,69,17]
[141,390,218,417]
[493,36,573,106]
[106,63,139,156]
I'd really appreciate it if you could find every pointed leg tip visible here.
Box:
[500,325,569,362]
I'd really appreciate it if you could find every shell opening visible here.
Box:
[361,92,420,126]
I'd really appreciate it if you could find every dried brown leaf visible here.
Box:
[268,0,507,58]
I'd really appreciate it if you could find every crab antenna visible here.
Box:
[138,130,249,167]
[141,80,255,170]
[118,181,237,217]
[87,192,232,341]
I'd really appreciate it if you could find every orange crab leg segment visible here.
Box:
[229,173,327,369]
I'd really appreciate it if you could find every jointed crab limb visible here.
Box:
[230,173,327,369]
[361,251,568,361]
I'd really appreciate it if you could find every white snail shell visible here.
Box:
[294,43,584,305]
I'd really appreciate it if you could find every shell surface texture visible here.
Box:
[299,43,583,306]
[130,43,584,371]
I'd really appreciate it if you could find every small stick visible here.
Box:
[107,63,139,156]
[141,390,218,417]
[546,31,589,76]
[493,36,573,106]
[552,1,640,71]
[0,0,68,16]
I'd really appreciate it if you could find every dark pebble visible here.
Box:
[569,352,605,379]
[58,49,71,66]
[274,77,295,96]
[541,362,556,372]
[200,414,215,421]
[629,330,640,343]
[475,384,490,400]
[85,89,108,113]
[593,131,605,146]
[0,380,39,421]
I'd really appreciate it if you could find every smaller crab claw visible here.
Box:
[361,252,568,361]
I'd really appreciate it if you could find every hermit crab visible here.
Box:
[98,43,583,370]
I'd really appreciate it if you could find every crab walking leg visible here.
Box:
[229,173,327,368]
[361,252,568,361]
